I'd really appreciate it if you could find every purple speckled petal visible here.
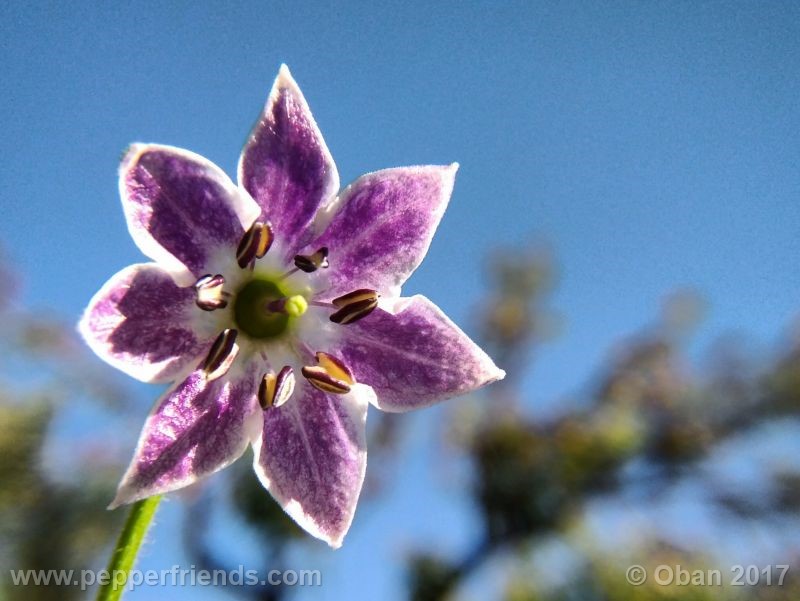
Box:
[252,382,372,548]
[238,65,339,259]
[121,144,260,286]
[307,165,458,299]
[332,295,505,412]
[109,363,260,508]
[79,263,214,384]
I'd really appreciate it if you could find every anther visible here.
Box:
[293,247,329,273]
[194,274,229,311]
[301,352,355,395]
[258,366,295,409]
[201,329,239,381]
[236,221,274,268]
[329,289,380,325]
[315,352,354,384]
[331,288,380,308]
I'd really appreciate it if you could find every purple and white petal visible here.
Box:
[121,144,260,286]
[109,363,261,508]
[331,295,505,412]
[238,65,339,259]
[79,263,215,384]
[307,165,458,299]
[253,382,372,548]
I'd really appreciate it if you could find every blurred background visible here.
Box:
[1,1,799,599]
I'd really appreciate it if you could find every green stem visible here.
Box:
[96,495,162,601]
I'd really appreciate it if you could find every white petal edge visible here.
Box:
[77,262,204,384]
[250,383,374,548]
[108,363,263,509]
[121,143,262,287]
[310,163,458,299]
[368,295,506,412]
[236,64,341,225]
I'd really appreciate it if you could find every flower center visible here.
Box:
[233,276,306,340]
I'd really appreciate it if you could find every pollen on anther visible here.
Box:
[202,329,239,381]
[315,352,355,385]
[194,274,228,311]
[301,351,355,394]
[236,221,274,268]
[258,365,295,409]
[331,288,380,308]
[302,365,351,394]
[329,296,379,325]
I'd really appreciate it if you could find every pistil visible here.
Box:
[233,277,306,340]
[265,295,308,317]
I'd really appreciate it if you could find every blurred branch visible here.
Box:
[408,248,800,601]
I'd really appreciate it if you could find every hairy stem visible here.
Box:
[96,496,162,601]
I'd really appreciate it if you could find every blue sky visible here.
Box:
[2,1,799,599]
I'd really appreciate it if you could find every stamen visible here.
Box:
[236,221,274,268]
[302,366,351,394]
[278,267,300,281]
[293,247,329,273]
[331,288,380,308]
[310,300,335,308]
[258,366,295,409]
[194,274,229,311]
[264,295,308,317]
[329,289,379,325]
[201,329,239,381]
[301,351,354,394]
[315,352,355,385]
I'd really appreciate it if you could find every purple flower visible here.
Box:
[79,65,504,547]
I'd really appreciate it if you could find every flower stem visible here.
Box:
[96,495,162,601]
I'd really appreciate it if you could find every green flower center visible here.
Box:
[233,276,306,339]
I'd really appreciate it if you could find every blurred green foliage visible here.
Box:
[408,248,800,601]
[1,246,798,600]
[0,274,128,600]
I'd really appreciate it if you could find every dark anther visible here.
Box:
[201,329,239,381]
[293,247,329,273]
[329,289,379,325]
[237,221,274,268]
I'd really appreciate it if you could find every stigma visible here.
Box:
[265,294,308,317]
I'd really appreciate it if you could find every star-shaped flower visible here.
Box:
[80,65,504,547]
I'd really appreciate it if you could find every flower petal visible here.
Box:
[252,382,372,548]
[121,144,260,285]
[332,295,505,412]
[109,364,260,508]
[308,164,458,299]
[79,263,215,384]
[238,65,339,259]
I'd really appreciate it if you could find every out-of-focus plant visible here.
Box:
[4,241,799,601]
[173,244,800,601]
[0,253,130,601]
[406,248,800,601]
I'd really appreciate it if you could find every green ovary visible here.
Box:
[233,276,306,339]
